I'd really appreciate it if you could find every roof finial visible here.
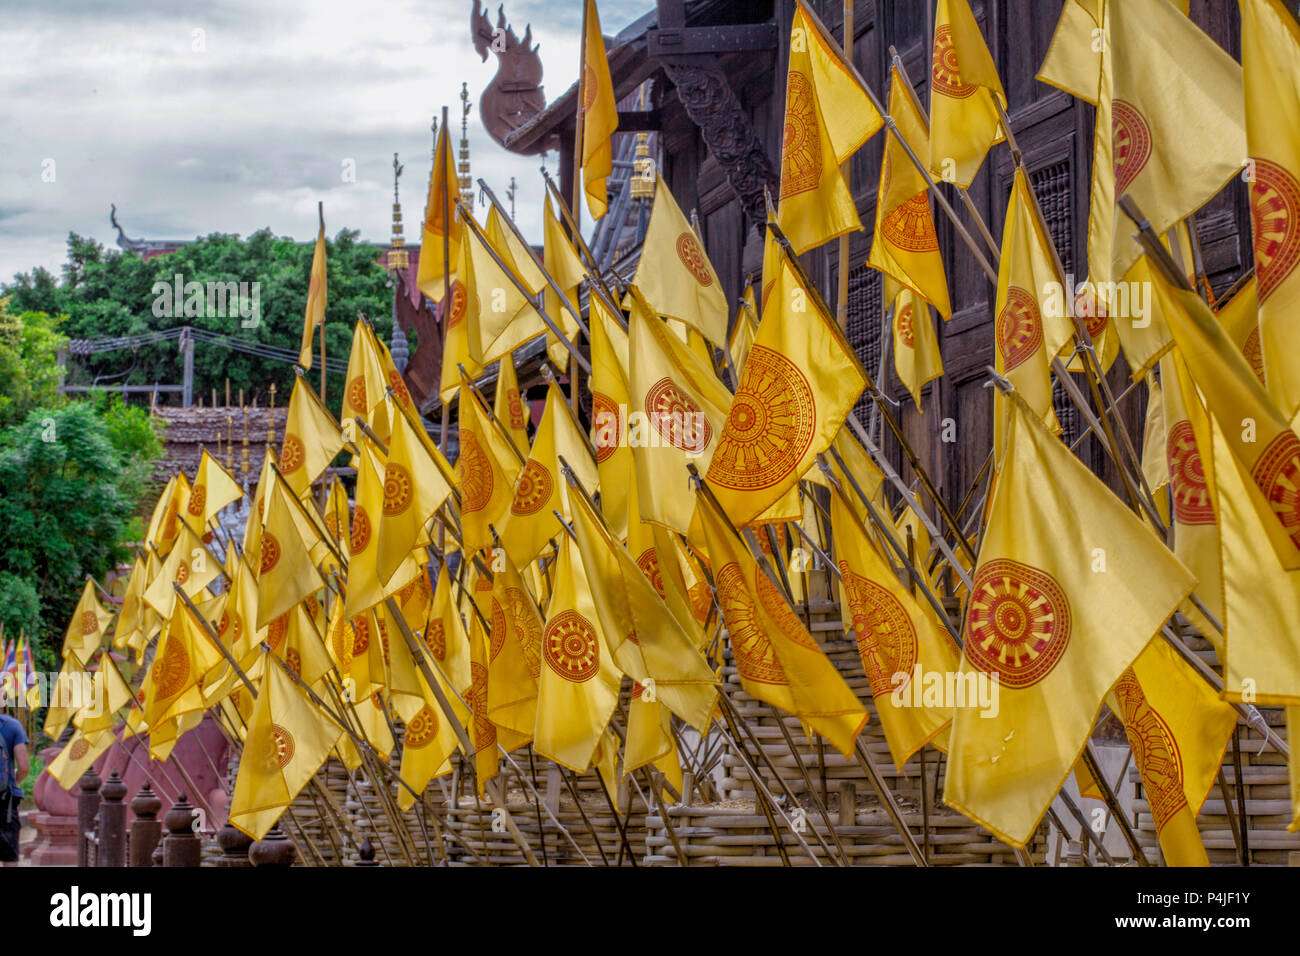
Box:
[388,152,408,272]
[459,82,474,209]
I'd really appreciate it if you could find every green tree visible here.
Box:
[0,300,67,427]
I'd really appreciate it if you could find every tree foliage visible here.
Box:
[4,229,394,415]
[0,299,67,427]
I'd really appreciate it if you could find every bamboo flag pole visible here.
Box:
[569,3,589,417]
[318,201,327,403]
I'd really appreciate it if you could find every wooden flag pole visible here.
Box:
[318,201,327,403]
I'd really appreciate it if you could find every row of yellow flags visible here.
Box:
[37,0,1300,866]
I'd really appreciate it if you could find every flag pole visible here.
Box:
[836,2,855,330]
[318,201,327,402]
[439,105,453,458]
[542,168,624,311]
[570,0,589,417]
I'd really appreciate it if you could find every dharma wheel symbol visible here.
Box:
[151,634,191,699]
[675,232,714,287]
[346,374,369,415]
[1250,430,1300,549]
[510,460,554,517]
[931,25,975,99]
[447,280,470,329]
[995,287,1043,372]
[187,484,206,517]
[895,301,916,349]
[266,612,288,653]
[780,71,822,199]
[883,192,939,254]
[81,610,99,636]
[1249,157,1300,303]
[424,620,447,661]
[645,377,713,453]
[1111,99,1152,197]
[403,706,440,749]
[710,346,816,492]
[964,558,1071,688]
[383,462,415,517]
[840,564,918,699]
[1112,670,1187,830]
[388,369,412,409]
[488,596,508,662]
[266,723,296,771]
[350,505,372,554]
[506,588,543,678]
[636,548,665,599]
[592,392,619,463]
[69,738,91,761]
[716,562,785,686]
[279,432,306,473]
[259,530,282,575]
[456,431,494,513]
[543,610,601,683]
[218,609,244,645]
[1166,421,1213,525]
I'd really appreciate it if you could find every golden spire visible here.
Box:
[387,152,409,271]
[459,82,474,209]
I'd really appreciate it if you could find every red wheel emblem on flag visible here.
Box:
[689,582,712,624]
[306,594,320,619]
[780,71,822,199]
[218,609,243,645]
[266,612,289,653]
[1249,158,1300,303]
[543,610,600,682]
[398,574,426,606]
[505,587,542,678]
[882,192,939,253]
[510,460,554,516]
[636,548,666,599]
[582,62,598,111]
[1112,669,1188,830]
[839,564,919,699]
[645,377,713,453]
[1167,421,1213,525]
[383,461,415,517]
[931,24,975,99]
[285,648,302,677]
[457,430,494,513]
[488,596,508,662]
[446,281,469,329]
[351,505,372,554]
[593,391,619,463]
[404,705,440,749]
[996,287,1043,372]
[81,610,99,636]
[187,485,207,517]
[1112,99,1151,197]
[258,531,281,575]
[150,634,191,699]
[324,507,344,542]
[280,432,305,473]
[469,662,496,751]
[716,562,785,685]
[352,615,372,655]
[424,619,446,660]
[388,368,412,408]
[331,616,353,666]
[710,346,817,492]
[69,738,90,761]
[1251,430,1300,549]
[506,387,527,431]
[965,558,1071,688]
[346,375,369,415]
[895,301,916,349]
[755,568,821,652]
[175,561,190,586]
[1073,289,1109,339]
[675,232,714,287]
[1243,326,1265,385]
[265,723,296,771]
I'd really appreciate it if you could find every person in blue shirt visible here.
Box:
[0,713,30,866]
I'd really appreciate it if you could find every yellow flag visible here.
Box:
[928,0,1006,189]
[534,535,624,772]
[456,384,521,557]
[868,67,952,320]
[1242,0,1300,417]
[300,218,327,368]
[499,385,598,568]
[777,4,883,253]
[46,728,115,791]
[698,492,867,757]
[143,520,218,619]
[569,484,717,733]
[438,223,484,404]
[1213,414,1300,704]
[830,487,959,770]
[482,557,544,744]
[142,602,222,738]
[425,563,472,696]
[993,168,1073,447]
[229,652,343,839]
[342,319,398,444]
[494,356,531,457]
[463,217,543,361]
[345,439,420,619]
[112,556,157,662]
[280,376,344,498]
[1290,706,1300,832]
[273,601,334,690]
[1107,638,1237,866]
[1151,267,1300,570]
[186,449,243,529]
[256,479,326,629]
[1159,349,1224,653]
[890,287,943,409]
[580,0,617,220]
[416,121,462,299]
[62,579,114,665]
[1141,372,1172,528]
[944,392,1195,847]
[144,474,183,557]
[540,197,587,368]
[75,655,134,735]
[393,677,465,812]
[708,254,865,526]
[43,653,87,739]
[729,293,759,379]
[590,295,633,540]
[377,401,454,584]
[631,174,728,346]
[466,606,500,798]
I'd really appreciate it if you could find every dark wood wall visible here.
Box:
[649,0,1258,510]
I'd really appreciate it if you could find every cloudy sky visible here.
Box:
[0,0,649,285]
